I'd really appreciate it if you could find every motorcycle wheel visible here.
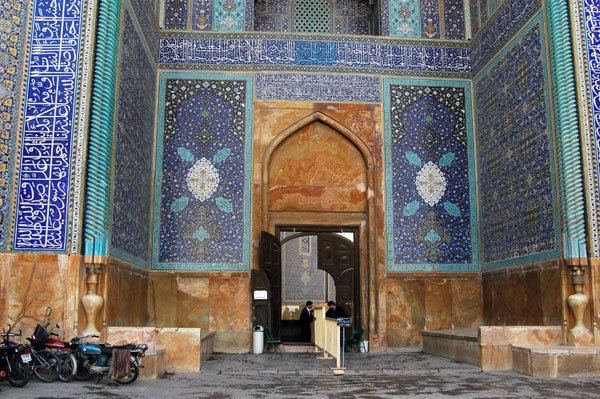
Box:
[33,350,60,383]
[7,356,29,387]
[58,353,77,382]
[73,356,93,381]
[114,360,138,384]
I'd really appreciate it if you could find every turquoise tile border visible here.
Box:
[474,12,561,271]
[383,77,479,272]
[151,72,253,271]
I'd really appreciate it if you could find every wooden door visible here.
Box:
[317,233,359,327]
[259,231,282,338]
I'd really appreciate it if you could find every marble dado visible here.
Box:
[482,260,562,327]
[386,274,482,348]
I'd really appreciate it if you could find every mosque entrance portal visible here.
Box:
[255,228,359,341]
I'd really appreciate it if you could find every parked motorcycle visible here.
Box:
[34,323,78,382]
[73,334,147,384]
[0,326,30,387]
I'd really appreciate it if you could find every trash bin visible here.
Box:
[360,340,369,353]
[253,325,264,354]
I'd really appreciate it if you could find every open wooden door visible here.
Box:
[317,233,359,328]
[259,231,282,338]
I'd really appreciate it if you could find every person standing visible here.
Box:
[325,301,347,319]
[299,301,315,342]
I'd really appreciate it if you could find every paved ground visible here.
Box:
[2,352,600,398]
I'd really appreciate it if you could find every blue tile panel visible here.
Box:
[13,0,86,251]
[165,0,187,29]
[384,79,478,272]
[581,0,600,256]
[420,0,440,39]
[213,0,245,31]
[444,0,465,40]
[153,73,252,270]
[0,0,27,248]
[255,73,381,102]
[469,0,479,36]
[471,0,540,74]
[390,0,420,38]
[191,0,213,30]
[475,17,559,269]
[129,0,160,57]
[159,36,471,75]
[381,0,391,36]
[110,8,156,267]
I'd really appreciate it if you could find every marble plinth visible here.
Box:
[512,345,600,377]
[139,348,167,379]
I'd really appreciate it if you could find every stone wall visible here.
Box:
[386,273,482,348]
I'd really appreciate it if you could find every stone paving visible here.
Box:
[2,352,600,398]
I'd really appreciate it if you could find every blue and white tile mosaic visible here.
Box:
[129,0,160,58]
[281,234,328,302]
[0,0,28,248]
[475,16,559,269]
[110,7,156,267]
[420,0,440,39]
[13,0,86,251]
[444,0,465,40]
[192,0,213,30]
[165,0,187,29]
[152,73,252,270]
[159,35,471,76]
[213,0,245,30]
[471,0,540,74]
[255,73,381,102]
[469,0,479,35]
[384,79,478,272]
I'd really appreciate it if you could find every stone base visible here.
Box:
[280,343,315,353]
[140,348,167,379]
[512,345,600,377]
[422,326,562,371]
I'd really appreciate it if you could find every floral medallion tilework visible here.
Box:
[390,0,420,37]
[386,81,477,271]
[165,0,188,29]
[153,75,251,270]
[110,10,156,266]
[13,0,86,251]
[282,233,327,302]
[0,0,27,248]
[214,0,245,30]
[475,22,558,267]
[191,0,213,30]
[444,0,465,40]
[420,0,440,39]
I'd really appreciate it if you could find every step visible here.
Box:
[512,345,600,378]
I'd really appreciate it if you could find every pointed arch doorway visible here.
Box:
[253,111,376,341]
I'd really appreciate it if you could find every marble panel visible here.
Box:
[110,7,156,267]
[540,264,561,326]
[175,276,210,328]
[475,16,559,268]
[153,74,252,270]
[208,276,249,332]
[385,79,477,271]
[451,277,482,328]
[523,268,543,325]
[147,277,177,327]
[213,331,251,353]
[155,328,202,371]
[424,279,452,330]
[505,272,526,325]
[105,261,149,327]
[386,278,425,348]
[13,0,87,251]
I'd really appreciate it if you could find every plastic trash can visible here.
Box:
[360,340,369,353]
[253,325,264,354]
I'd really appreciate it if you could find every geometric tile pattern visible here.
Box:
[255,73,381,102]
[159,34,472,76]
[254,0,370,35]
[0,0,27,248]
[13,0,86,251]
[471,0,540,74]
[573,0,600,257]
[110,8,156,267]
[129,0,160,55]
[163,0,252,31]
[475,18,559,268]
[384,79,478,272]
[152,73,252,270]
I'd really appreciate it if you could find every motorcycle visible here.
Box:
[73,334,147,384]
[0,326,30,387]
[35,323,78,382]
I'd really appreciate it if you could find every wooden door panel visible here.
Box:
[259,232,282,338]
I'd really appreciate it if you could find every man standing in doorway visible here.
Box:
[326,301,347,318]
[299,301,315,342]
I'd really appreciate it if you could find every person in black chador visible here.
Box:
[325,301,347,319]
[299,301,315,342]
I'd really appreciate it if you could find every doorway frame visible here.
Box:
[260,111,378,341]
